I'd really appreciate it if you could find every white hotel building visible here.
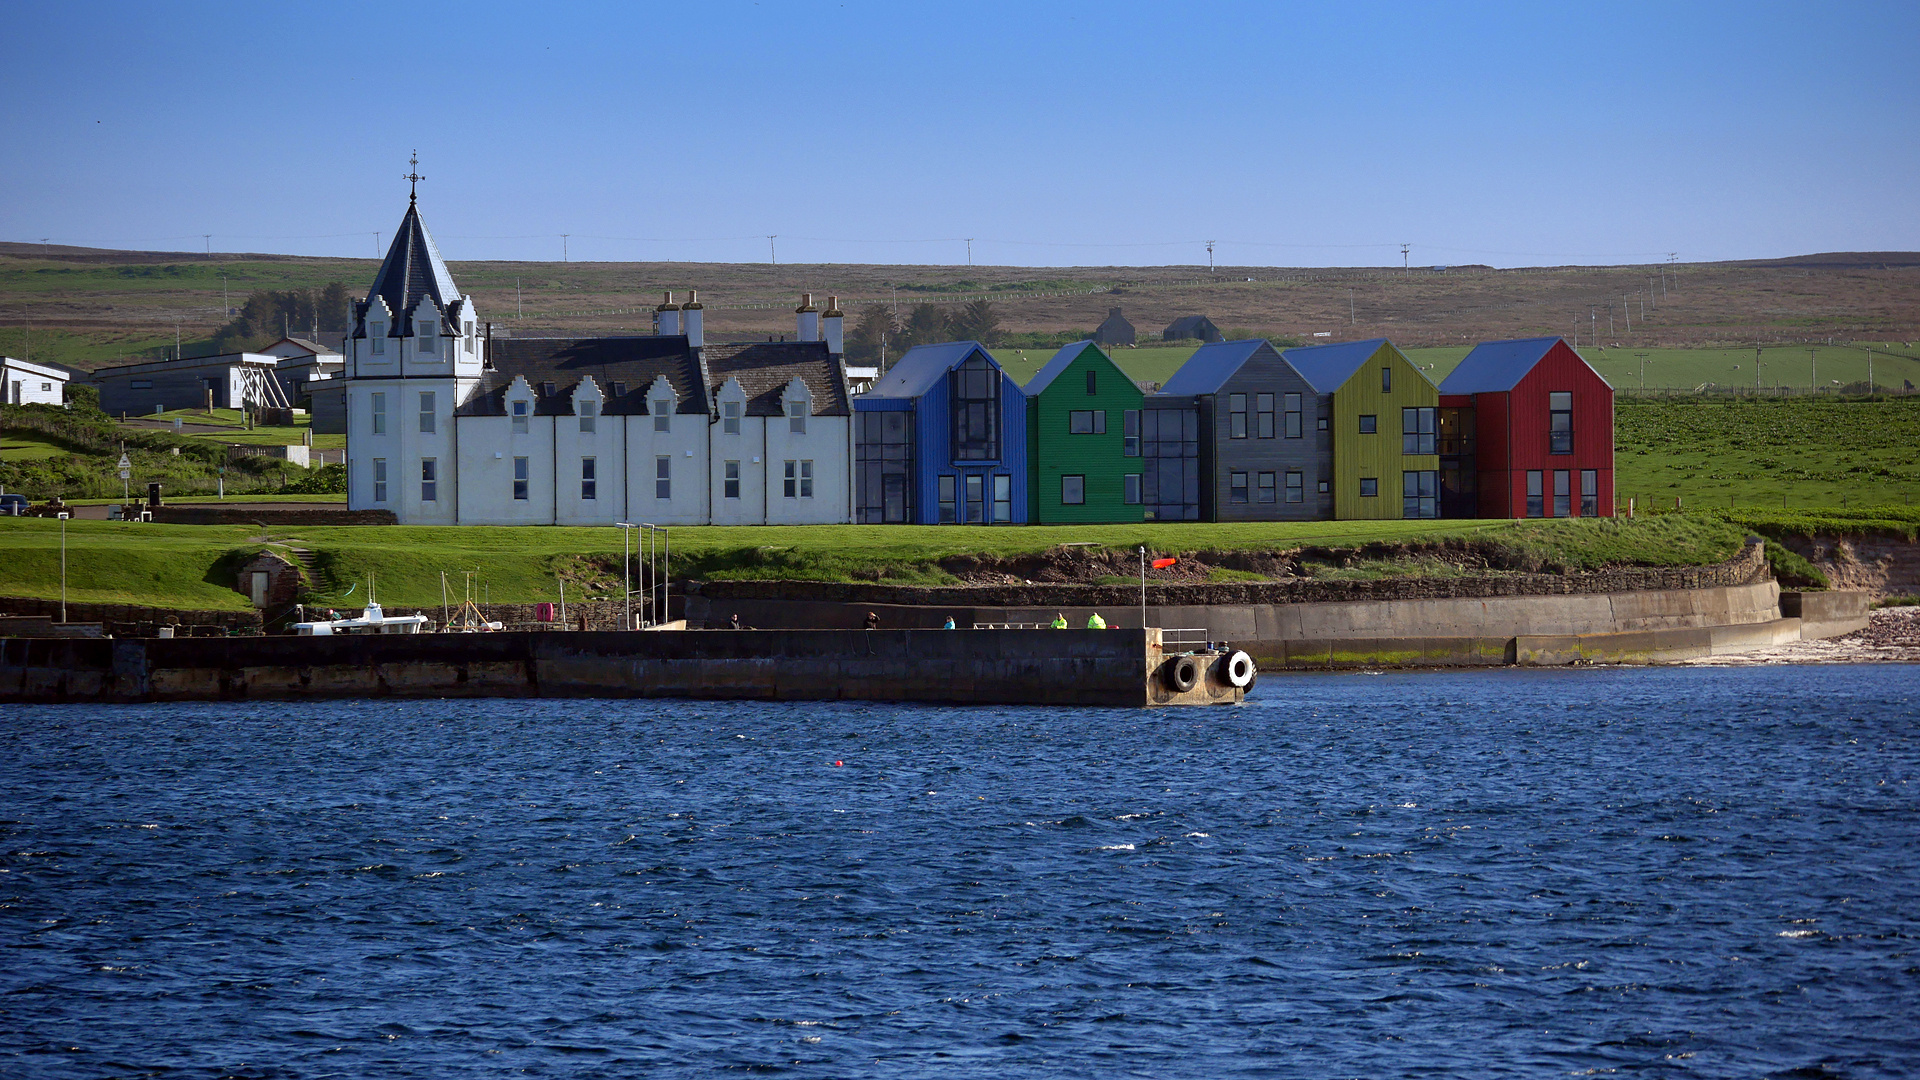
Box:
[344,195,853,525]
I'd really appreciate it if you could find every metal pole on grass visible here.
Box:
[58,511,68,622]
[1138,546,1146,630]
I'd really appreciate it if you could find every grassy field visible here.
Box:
[0,432,72,461]
[1614,396,1920,510]
[0,514,1747,610]
[133,408,346,450]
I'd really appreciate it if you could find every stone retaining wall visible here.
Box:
[0,596,261,636]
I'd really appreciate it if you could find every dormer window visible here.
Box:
[420,323,437,355]
[609,382,627,398]
[542,382,557,398]
[370,324,386,355]
[579,400,597,433]
[511,400,529,434]
[788,400,807,434]
[653,397,671,432]
[723,400,741,435]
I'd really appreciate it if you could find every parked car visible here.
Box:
[0,494,29,516]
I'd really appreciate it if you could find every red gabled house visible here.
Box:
[1438,337,1614,518]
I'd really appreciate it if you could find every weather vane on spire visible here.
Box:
[404,151,425,202]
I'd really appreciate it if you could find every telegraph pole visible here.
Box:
[561,234,570,262]
[965,238,974,265]
[1401,244,1410,270]
[1636,352,1650,390]
[1206,240,1215,273]
[768,235,778,265]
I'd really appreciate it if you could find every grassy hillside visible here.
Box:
[0,514,1747,611]
[1614,396,1920,510]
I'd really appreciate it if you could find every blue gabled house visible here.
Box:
[853,341,1028,524]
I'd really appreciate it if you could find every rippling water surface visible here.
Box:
[2,665,1917,1078]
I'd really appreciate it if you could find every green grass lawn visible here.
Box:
[0,432,72,461]
[1614,397,1920,510]
[120,408,345,450]
[0,513,1748,610]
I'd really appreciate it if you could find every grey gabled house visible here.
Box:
[1157,339,1331,520]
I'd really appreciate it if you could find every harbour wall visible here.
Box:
[0,629,1170,707]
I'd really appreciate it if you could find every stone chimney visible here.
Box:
[656,291,681,337]
[795,293,820,342]
[682,290,704,348]
[822,295,844,355]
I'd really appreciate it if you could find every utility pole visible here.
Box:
[1591,307,1596,345]
[561,234,570,262]
[965,238,973,265]
[220,271,228,314]
[1755,346,1762,392]
[40,238,50,256]
[1608,301,1615,337]
[1401,243,1410,270]
[768,235,777,265]
[1636,352,1650,390]
[203,234,211,254]
[1206,240,1215,273]
[374,232,381,258]
[1810,347,1817,391]
[1349,288,1356,325]
[1867,345,1874,392]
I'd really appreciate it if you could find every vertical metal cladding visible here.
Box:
[1023,343,1144,524]
[1327,342,1439,520]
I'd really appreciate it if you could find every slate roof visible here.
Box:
[863,341,996,399]
[1439,336,1609,393]
[1280,338,1392,393]
[1023,341,1105,397]
[704,341,850,416]
[1159,339,1268,395]
[273,336,340,356]
[1163,315,1220,339]
[361,200,462,335]
[456,336,705,417]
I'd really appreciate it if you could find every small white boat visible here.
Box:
[294,602,432,636]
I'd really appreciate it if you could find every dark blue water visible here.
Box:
[2,666,1916,1078]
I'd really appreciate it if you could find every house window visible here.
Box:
[513,457,529,501]
[131,379,152,390]
[372,458,387,502]
[1403,470,1437,518]
[655,455,671,499]
[1581,470,1599,517]
[419,324,436,355]
[1526,470,1544,517]
[1285,471,1303,503]
[1553,469,1571,518]
[1085,369,1097,395]
[1549,392,1573,454]
[653,398,671,432]
[579,400,597,433]
[784,460,814,498]
[965,474,985,522]
[511,400,528,434]
[420,458,436,502]
[1124,473,1141,505]
[1229,471,1248,504]
[370,332,385,355]
[1061,475,1085,505]
[1382,366,1392,392]
[723,400,741,435]
[1123,410,1140,456]
[951,355,1001,461]
[370,392,386,434]
[1358,414,1377,434]
[1402,407,1435,454]
[1256,393,1275,438]
[856,409,915,524]
[1256,471,1276,503]
[788,401,806,434]
[938,475,957,523]
[1068,410,1106,434]
[609,382,626,399]
[418,391,435,433]
[724,460,741,499]
[1318,480,1330,494]
[993,474,1011,521]
[1360,477,1378,498]
[1229,393,1247,439]
[1317,415,1329,431]
[1284,393,1302,438]
[581,457,597,500]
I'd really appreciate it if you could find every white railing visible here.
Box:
[1159,628,1212,648]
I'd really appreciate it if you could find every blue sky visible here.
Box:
[4,1,1915,267]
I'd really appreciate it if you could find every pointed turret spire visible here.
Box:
[363,178,462,335]
[403,150,425,203]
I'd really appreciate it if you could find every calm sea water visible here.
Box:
[2,666,1916,1079]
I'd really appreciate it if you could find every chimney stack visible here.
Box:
[656,291,681,337]
[822,295,844,356]
[795,292,820,342]
[683,290,704,348]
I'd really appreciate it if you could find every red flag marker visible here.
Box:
[1152,557,1178,569]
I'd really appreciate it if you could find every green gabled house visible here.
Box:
[1282,339,1440,520]
[1023,340,1145,523]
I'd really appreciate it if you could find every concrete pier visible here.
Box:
[0,628,1247,708]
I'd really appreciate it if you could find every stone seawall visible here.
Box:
[0,629,1165,707]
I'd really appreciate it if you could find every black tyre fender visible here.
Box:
[1163,655,1200,693]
